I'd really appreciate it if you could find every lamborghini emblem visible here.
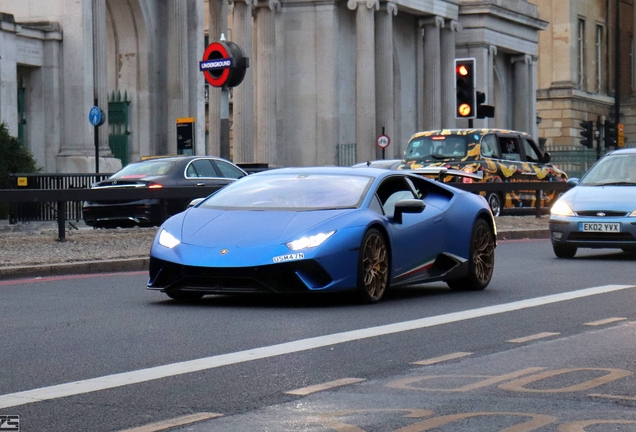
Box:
[220,249,229,255]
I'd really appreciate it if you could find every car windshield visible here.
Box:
[404,133,481,162]
[580,154,636,186]
[112,160,175,179]
[199,173,372,210]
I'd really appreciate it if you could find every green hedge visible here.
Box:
[0,122,40,218]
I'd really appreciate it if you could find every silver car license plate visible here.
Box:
[579,222,621,232]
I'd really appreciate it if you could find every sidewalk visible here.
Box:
[0,216,549,281]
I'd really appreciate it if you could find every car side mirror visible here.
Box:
[567,178,579,186]
[543,151,552,163]
[393,199,425,224]
[187,197,205,208]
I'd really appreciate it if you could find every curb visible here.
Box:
[0,229,549,281]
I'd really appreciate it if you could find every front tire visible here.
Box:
[357,228,390,303]
[485,192,502,217]
[447,219,495,291]
[553,244,577,258]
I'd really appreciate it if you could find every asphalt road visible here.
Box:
[1,239,635,431]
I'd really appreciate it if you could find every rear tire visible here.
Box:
[357,228,390,303]
[166,291,204,302]
[553,244,577,258]
[486,192,502,217]
[447,219,495,291]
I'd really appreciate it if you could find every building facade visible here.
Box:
[535,0,635,150]
[0,0,545,173]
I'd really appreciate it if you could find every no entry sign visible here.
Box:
[200,41,249,88]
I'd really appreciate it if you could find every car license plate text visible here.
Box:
[579,222,621,232]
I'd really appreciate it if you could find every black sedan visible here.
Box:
[82,156,247,228]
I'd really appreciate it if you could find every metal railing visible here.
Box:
[0,181,573,241]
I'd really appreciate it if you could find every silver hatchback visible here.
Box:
[549,148,636,258]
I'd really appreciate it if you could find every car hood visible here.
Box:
[179,207,353,247]
[565,185,636,212]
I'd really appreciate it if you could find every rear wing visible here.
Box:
[409,166,484,182]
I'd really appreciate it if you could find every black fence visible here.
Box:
[8,173,111,224]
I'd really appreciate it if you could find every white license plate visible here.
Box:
[579,222,621,232]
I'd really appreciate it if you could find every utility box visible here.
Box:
[176,118,195,156]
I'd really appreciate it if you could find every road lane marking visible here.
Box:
[0,271,147,287]
[285,378,365,396]
[118,413,222,432]
[584,317,627,326]
[507,332,560,343]
[412,352,473,365]
[0,284,632,409]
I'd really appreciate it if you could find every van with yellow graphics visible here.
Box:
[399,129,568,216]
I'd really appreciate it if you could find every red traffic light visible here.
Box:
[457,65,469,76]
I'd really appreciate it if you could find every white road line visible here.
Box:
[584,317,627,326]
[412,352,473,365]
[285,378,365,396]
[507,332,560,343]
[0,284,632,409]
[119,413,223,432]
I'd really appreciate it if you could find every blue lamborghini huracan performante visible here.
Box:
[147,167,497,303]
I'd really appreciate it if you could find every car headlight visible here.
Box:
[550,200,575,217]
[286,231,335,251]
[630,210,636,217]
[158,229,181,249]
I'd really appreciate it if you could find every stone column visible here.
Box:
[530,55,538,140]
[43,34,63,171]
[512,54,532,134]
[0,15,18,137]
[167,0,190,153]
[416,27,424,132]
[207,0,228,157]
[420,16,444,131]
[254,0,280,165]
[58,0,97,173]
[231,0,255,163]
[92,0,111,156]
[440,20,461,129]
[348,0,379,163]
[375,1,397,159]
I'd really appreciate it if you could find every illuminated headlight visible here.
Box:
[286,231,335,251]
[550,201,575,217]
[158,229,181,249]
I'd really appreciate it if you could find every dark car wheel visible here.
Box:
[447,219,495,291]
[553,244,577,258]
[486,192,502,217]
[166,291,204,302]
[357,228,390,303]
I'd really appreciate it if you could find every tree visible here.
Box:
[0,122,40,217]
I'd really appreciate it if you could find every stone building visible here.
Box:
[0,0,545,173]
[535,0,635,150]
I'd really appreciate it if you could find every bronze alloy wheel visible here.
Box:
[447,219,495,291]
[357,228,389,303]
[472,221,495,285]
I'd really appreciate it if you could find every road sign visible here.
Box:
[377,134,390,149]
[200,41,248,88]
[88,106,105,127]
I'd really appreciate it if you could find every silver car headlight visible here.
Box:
[286,231,335,251]
[158,229,181,249]
[630,210,636,217]
[550,200,575,217]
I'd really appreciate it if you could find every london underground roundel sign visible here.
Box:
[200,41,249,88]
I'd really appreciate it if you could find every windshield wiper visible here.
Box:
[596,181,636,186]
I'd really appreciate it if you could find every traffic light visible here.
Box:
[579,120,593,148]
[604,120,617,147]
[455,58,476,119]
